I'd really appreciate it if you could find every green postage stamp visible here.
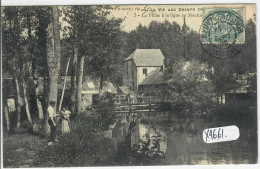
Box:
[201,7,245,44]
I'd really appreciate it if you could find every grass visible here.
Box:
[3,130,48,168]
[3,94,118,168]
[34,113,116,167]
[3,112,117,168]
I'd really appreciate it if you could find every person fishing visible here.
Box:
[47,100,59,145]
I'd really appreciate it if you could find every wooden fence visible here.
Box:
[113,95,171,105]
[113,103,160,113]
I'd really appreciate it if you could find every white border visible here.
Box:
[0,0,258,6]
[1,1,259,169]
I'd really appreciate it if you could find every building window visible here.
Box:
[143,68,147,76]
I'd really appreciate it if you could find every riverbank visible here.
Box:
[3,102,257,167]
[3,129,47,168]
[3,113,115,168]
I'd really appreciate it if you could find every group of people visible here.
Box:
[47,100,72,145]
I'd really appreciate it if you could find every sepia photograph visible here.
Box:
[1,2,257,168]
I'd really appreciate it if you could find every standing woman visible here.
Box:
[61,107,71,134]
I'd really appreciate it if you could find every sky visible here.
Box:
[108,4,256,33]
[5,4,254,38]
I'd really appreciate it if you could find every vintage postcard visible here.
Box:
[1,2,257,168]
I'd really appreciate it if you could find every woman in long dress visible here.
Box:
[61,107,71,134]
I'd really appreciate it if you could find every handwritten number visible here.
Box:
[205,128,225,143]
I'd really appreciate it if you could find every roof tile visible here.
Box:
[139,68,166,86]
[125,49,165,67]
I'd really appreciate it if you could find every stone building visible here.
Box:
[138,67,167,97]
[122,49,165,92]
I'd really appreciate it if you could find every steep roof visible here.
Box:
[82,80,117,94]
[139,67,166,86]
[125,49,165,67]
[118,86,135,94]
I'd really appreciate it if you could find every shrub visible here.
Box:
[93,92,116,130]
[114,120,166,166]
[35,113,116,167]
[130,125,166,165]
[158,102,172,111]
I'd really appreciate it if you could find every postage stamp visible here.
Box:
[199,7,245,59]
[201,8,245,44]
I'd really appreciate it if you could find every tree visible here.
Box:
[4,104,10,132]
[2,7,24,128]
[46,6,61,108]
[20,52,32,124]
[207,62,240,105]
[2,7,54,131]
[84,17,123,93]
[164,58,216,115]
[58,56,71,112]
[76,56,85,112]
[122,21,184,63]
[70,46,78,113]
[63,6,123,112]
[23,7,45,119]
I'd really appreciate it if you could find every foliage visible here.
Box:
[202,20,256,97]
[2,7,23,73]
[122,21,184,61]
[35,113,115,167]
[121,20,256,98]
[84,17,123,90]
[164,58,216,114]
[158,102,172,111]
[93,92,116,130]
[213,94,257,138]
[114,120,166,166]
[130,125,166,165]
[31,116,47,136]
[63,6,123,89]
[2,7,51,76]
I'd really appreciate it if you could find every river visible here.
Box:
[111,111,257,165]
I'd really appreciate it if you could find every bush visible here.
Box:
[215,100,257,125]
[130,127,166,165]
[31,117,46,136]
[158,102,172,111]
[35,113,116,167]
[93,92,116,130]
[114,120,166,166]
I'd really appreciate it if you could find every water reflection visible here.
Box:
[138,123,167,153]
[111,112,257,165]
